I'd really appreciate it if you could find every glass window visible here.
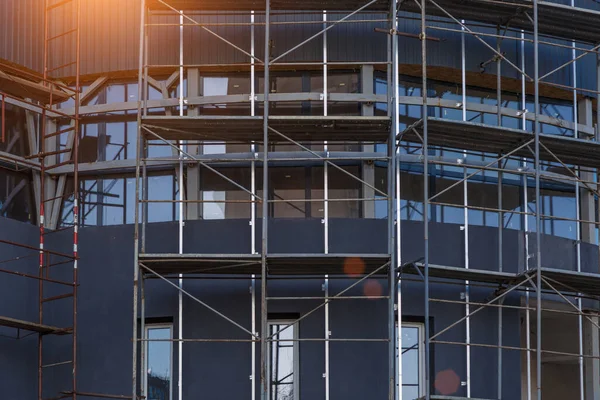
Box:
[0,104,30,158]
[271,167,307,218]
[78,178,129,227]
[145,325,172,400]
[199,75,252,116]
[0,170,34,224]
[148,174,176,223]
[200,168,252,220]
[311,166,362,218]
[269,320,299,400]
[311,72,361,116]
[398,323,424,400]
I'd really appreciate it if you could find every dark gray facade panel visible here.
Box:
[0,0,43,72]
[0,218,39,400]
[4,217,586,398]
[2,0,598,92]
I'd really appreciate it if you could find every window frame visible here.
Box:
[267,319,300,400]
[144,323,173,400]
[398,321,425,400]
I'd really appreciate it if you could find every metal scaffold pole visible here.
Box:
[133,1,146,399]
[420,0,430,398]
[389,0,399,397]
[261,1,270,399]
[323,10,330,400]
[177,10,184,400]
[72,1,81,397]
[250,9,257,399]
[533,1,542,399]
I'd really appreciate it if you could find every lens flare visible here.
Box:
[434,369,461,395]
[363,279,383,298]
[343,257,365,277]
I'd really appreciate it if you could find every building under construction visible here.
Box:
[1,0,600,399]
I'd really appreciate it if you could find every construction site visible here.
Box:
[1,0,600,399]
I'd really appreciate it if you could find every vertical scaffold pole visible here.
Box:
[496,28,504,400]
[250,10,257,399]
[394,6,402,400]
[72,0,81,397]
[389,0,398,395]
[463,168,471,400]
[520,28,532,400]
[323,11,330,400]
[533,1,542,399]
[133,0,146,398]
[261,1,271,399]
[460,17,471,400]
[178,10,184,400]
[420,0,430,398]
[570,2,584,395]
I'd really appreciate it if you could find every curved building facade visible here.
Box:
[0,0,599,399]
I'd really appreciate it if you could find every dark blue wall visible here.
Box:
[0,217,39,400]
[1,216,597,399]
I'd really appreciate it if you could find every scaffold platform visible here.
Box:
[401,117,600,168]
[142,116,392,143]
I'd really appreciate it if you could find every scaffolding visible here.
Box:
[0,0,81,399]
[131,1,600,400]
[398,0,600,399]
[134,0,398,399]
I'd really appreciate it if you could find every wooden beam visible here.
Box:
[80,76,109,105]
[3,96,61,118]
[0,58,44,81]
[48,121,75,230]
[165,70,181,90]
[0,70,70,104]
[25,111,41,224]
[57,63,597,110]
[146,76,163,92]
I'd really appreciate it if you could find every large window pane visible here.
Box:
[399,324,423,400]
[271,167,307,218]
[269,321,297,400]
[148,175,175,223]
[0,170,34,223]
[146,326,172,400]
[200,168,252,219]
